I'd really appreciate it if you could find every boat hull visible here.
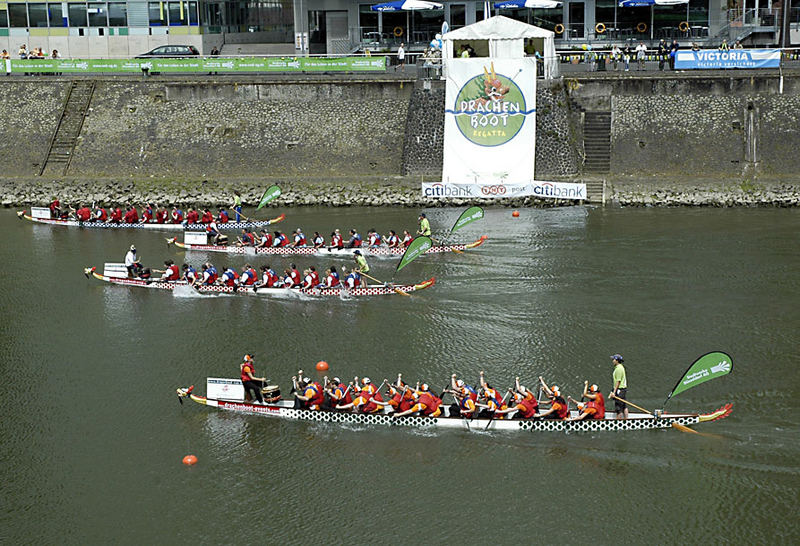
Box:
[89,271,435,297]
[170,235,488,257]
[187,394,705,433]
[21,212,285,231]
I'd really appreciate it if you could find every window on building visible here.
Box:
[68,3,88,26]
[188,1,198,25]
[108,2,127,26]
[168,1,186,26]
[0,9,7,28]
[88,3,107,26]
[9,3,28,27]
[28,3,48,27]
[48,3,66,27]
[449,4,465,28]
[204,2,221,27]
[149,2,165,26]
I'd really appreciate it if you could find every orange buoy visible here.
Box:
[182,455,198,466]
[512,210,520,218]
[316,360,329,371]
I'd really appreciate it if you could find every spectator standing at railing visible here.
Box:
[51,49,60,59]
[658,39,668,71]
[396,42,405,72]
[610,44,621,70]
[1,50,9,60]
[669,39,679,70]
[691,42,700,51]
[18,44,27,59]
[622,44,631,72]
[635,42,647,71]
[720,39,729,51]
[210,46,220,56]
[733,40,743,49]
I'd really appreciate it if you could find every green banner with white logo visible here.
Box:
[450,206,484,234]
[257,185,281,210]
[396,236,432,273]
[8,57,387,74]
[665,351,733,404]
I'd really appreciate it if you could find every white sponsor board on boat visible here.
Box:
[31,207,52,219]
[422,180,586,200]
[207,377,245,401]
[184,231,208,245]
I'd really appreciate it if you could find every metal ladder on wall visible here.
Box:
[39,80,96,176]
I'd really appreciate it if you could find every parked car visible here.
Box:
[136,45,199,58]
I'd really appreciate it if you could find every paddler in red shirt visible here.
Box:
[536,377,570,420]
[495,377,539,419]
[326,377,352,409]
[93,206,108,222]
[123,206,138,224]
[288,263,302,286]
[392,383,442,418]
[109,207,122,223]
[294,376,325,410]
[154,259,180,281]
[74,204,92,222]
[200,209,214,224]
[48,198,61,218]
[255,229,273,248]
[330,229,343,249]
[567,382,606,421]
[402,230,414,247]
[185,208,199,224]
[140,203,154,223]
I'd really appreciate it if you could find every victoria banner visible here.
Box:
[664,351,733,406]
[422,180,586,201]
[675,49,781,70]
[442,58,537,187]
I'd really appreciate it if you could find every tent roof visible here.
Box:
[442,15,554,41]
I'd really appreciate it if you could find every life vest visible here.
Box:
[76,208,91,221]
[485,387,503,408]
[222,270,239,287]
[241,268,257,285]
[49,200,60,214]
[350,235,362,247]
[290,269,301,286]
[184,266,197,283]
[218,211,229,223]
[345,273,360,289]
[417,393,442,416]
[204,266,218,284]
[201,211,213,224]
[305,382,325,409]
[260,233,273,247]
[326,272,340,287]
[165,264,180,281]
[156,210,168,224]
[240,362,255,383]
[331,234,343,248]
[332,385,351,407]
[588,393,605,420]
[310,271,321,286]
[360,390,384,413]
[294,233,307,246]
[387,235,399,246]
[245,232,255,245]
[110,208,122,222]
[553,396,570,419]
[459,396,476,417]
[263,269,278,287]
[124,209,138,223]
[187,211,199,224]
[275,233,288,247]
[516,395,538,419]
[464,385,478,403]
[302,274,314,289]
[313,235,324,247]
[95,208,107,221]
[142,208,153,222]
[369,233,382,246]
[402,235,413,247]
[172,210,183,223]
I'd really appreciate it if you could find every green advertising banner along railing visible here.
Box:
[6,56,388,74]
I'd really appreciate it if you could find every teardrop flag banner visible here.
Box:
[257,185,281,210]
[396,236,432,273]
[450,206,484,234]
[664,351,733,407]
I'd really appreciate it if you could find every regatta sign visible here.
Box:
[422,181,586,201]
[442,58,537,186]
[675,49,781,70]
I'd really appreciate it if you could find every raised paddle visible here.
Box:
[358,271,411,297]
[610,394,698,434]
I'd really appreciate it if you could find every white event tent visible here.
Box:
[441,15,559,80]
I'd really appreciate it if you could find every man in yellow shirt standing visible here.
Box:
[610,354,628,419]
[417,213,431,237]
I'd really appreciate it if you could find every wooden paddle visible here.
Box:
[358,271,411,297]
[610,394,698,434]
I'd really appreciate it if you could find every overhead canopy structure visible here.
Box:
[441,15,558,79]
[370,0,443,11]
[494,0,562,8]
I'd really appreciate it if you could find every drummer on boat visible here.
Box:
[241,354,267,404]
[125,245,140,277]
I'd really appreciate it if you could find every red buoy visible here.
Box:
[512,210,520,218]
[316,360,329,371]
[182,455,198,466]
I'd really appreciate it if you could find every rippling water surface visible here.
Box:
[1,206,798,543]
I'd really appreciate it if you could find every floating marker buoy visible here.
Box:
[512,210,520,218]
[316,361,329,371]
[182,455,198,466]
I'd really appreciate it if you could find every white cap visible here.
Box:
[362,377,371,384]
[130,245,136,251]
[456,379,464,387]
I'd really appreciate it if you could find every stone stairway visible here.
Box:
[39,80,96,176]
[583,111,611,174]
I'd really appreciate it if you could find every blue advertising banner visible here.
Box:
[675,49,781,70]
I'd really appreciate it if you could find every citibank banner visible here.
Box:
[675,49,781,70]
[442,58,537,186]
[4,56,387,74]
[422,181,586,200]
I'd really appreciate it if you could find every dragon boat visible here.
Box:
[176,379,733,433]
[85,264,435,297]
[166,234,488,258]
[17,207,285,231]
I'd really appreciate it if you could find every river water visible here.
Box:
[1,206,798,543]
